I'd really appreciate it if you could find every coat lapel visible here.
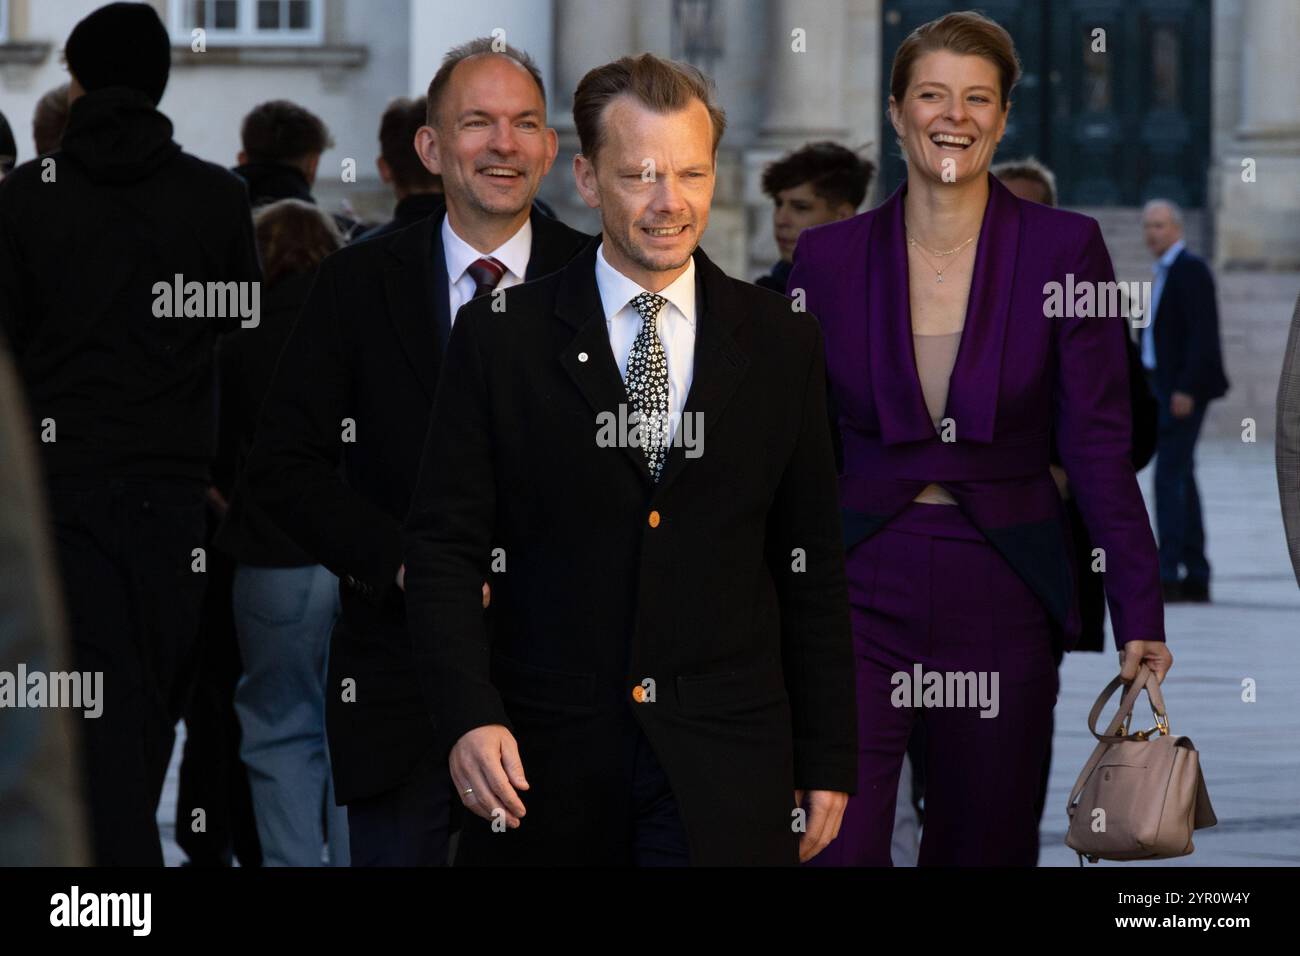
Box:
[555,243,654,486]
[384,211,449,401]
[555,244,750,493]
[525,208,593,281]
[869,174,1020,446]
[869,184,936,444]
[943,174,1020,445]
[654,249,749,498]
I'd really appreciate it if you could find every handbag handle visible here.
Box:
[1067,665,1170,821]
[1087,664,1168,743]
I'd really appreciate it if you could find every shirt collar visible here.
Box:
[594,242,696,327]
[442,214,533,284]
[1157,238,1185,270]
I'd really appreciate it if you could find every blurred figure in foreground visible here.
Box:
[0,1,260,865]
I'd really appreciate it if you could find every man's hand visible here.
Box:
[1120,639,1174,684]
[794,789,848,862]
[450,725,529,827]
[1170,391,1195,418]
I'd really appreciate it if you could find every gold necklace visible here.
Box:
[907,234,976,283]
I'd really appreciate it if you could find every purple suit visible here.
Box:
[789,175,1165,865]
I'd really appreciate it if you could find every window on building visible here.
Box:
[168,0,323,45]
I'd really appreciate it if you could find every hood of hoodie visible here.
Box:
[232,161,315,208]
[60,86,181,185]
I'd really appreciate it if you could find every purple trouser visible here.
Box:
[808,501,1059,866]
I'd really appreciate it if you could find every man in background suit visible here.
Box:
[404,53,856,866]
[1139,200,1230,603]
[246,38,589,866]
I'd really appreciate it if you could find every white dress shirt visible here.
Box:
[442,215,532,326]
[594,243,697,446]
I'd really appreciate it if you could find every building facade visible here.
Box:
[1,0,1296,434]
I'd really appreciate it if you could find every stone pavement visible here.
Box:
[1039,438,1300,866]
[158,440,1299,867]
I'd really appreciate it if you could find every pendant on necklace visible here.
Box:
[937,274,944,283]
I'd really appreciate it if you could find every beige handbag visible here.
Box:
[1065,665,1217,863]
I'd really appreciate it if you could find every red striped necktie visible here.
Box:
[466,256,507,300]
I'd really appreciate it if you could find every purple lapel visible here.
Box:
[868,173,1022,445]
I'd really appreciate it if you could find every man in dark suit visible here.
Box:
[1139,200,1230,603]
[404,53,856,866]
[245,38,589,866]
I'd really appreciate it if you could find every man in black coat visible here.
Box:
[0,2,260,865]
[245,39,589,866]
[404,53,856,866]
[1139,200,1230,602]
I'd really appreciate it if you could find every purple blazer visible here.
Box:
[788,175,1164,649]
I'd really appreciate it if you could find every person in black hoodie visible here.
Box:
[0,2,261,866]
[214,199,350,866]
[234,100,365,241]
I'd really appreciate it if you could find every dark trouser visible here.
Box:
[621,718,691,866]
[176,530,261,867]
[1151,382,1210,585]
[46,477,208,866]
[808,501,1059,867]
[347,750,452,866]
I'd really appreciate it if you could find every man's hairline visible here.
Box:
[429,51,548,132]
[579,93,720,169]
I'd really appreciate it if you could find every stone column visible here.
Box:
[745,0,850,280]
[544,0,637,233]
[552,0,637,135]
[758,0,848,146]
[1214,0,1300,271]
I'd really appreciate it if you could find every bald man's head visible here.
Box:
[1142,199,1183,258]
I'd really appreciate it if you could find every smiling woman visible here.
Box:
[790,9,1171,868]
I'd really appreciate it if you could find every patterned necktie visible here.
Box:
[466,256,506,300]
[625,292,670,481]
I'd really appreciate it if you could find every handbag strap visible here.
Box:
[1067,666,1169,821]
[1087,664,1167,743]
